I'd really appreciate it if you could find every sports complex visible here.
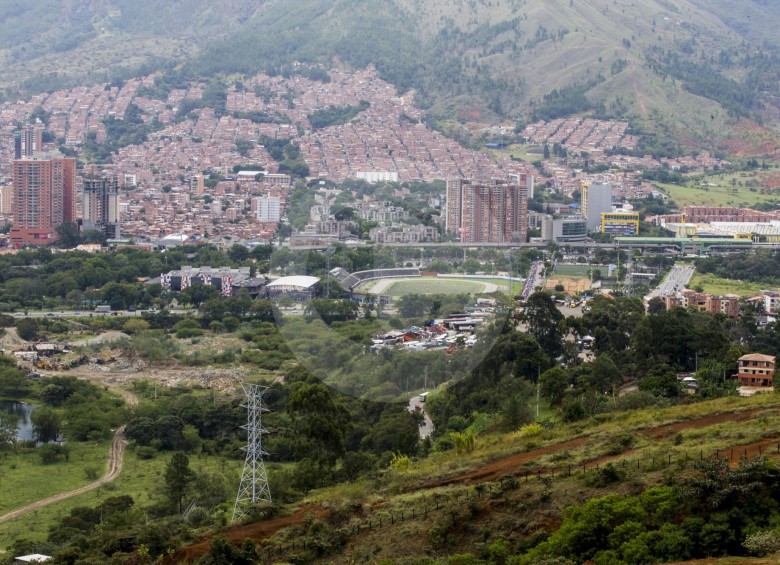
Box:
[328,267,519,298]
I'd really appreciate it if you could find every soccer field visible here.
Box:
[358,277,501,296]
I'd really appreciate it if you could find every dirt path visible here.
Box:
[171,406,779,562]
[0,327,28,351]
[167,505,327,563]
[0,425,128,524]
[0,374,138,525]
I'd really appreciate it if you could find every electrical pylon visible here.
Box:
[232,382,271,522]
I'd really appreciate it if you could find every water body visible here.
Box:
[0,399,34,441]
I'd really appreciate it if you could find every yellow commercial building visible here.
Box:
[601,212,640,236]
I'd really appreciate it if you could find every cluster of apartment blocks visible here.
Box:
[657,290,741,318]
[0,67,541,246]
[445,175,533,244]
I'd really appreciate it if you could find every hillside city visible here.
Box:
[3,3,780,564]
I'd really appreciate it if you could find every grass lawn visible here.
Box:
[0,448,244,546]
[485,143,543,163]
[553,264,610,277]
[656,171,780,207]
[0,440,112,516]
[688,272,767,297]
[378,278,492,297]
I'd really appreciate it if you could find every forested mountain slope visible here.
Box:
[3,0,780,147]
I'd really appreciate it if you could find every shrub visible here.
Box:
[136,446,156,460]
[84,466,100,480]
[744,530,780,556]
[518,423,544,437]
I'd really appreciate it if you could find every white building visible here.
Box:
[581,182,612,231]
[255,194,281,222]
[356,171,399,184]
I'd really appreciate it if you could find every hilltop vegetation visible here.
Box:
[3,0,780,151]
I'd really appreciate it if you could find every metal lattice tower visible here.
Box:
[232,382,271,522]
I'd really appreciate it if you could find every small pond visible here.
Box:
[0,399,34,441]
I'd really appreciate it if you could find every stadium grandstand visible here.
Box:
[329,267,421,291]
[267,275,321,301]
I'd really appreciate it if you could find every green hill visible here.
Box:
[3,0,780,150]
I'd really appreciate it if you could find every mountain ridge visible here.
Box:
[1,0,780,152]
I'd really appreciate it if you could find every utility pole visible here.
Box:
[325,245,335,298]
[232,382,271,522]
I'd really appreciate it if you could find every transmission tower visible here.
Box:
[232,382,271,522]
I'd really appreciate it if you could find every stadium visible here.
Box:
[328,267,517,299]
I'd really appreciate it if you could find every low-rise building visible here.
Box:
[601,212,639,236]
[737,353,775,387]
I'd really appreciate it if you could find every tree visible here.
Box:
[288,384,351,469]
[638,365,681,398]
[396,294,433,318]
[695,361,738,399]
[303,299,358,325]
[164,452,196,513]
[123,318,150,334]
[0,411,18,452]
[539,367,570,404]
[520,291,564,357]
[31,407,61,443]
[16,318,39,341]
[647,296,666,314]
[180,284,219,308]
[55,221,82,248]
[583,355,623,395]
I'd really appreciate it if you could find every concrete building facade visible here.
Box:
[82,174,120,239]
[446,178,527,244]
[581,181,612,231]
[737,353,775,387]
[255,194,281,222]
[10,152,76,246]
[541,216,588,243]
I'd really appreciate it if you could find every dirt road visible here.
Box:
[0,374,138,525]
[172,406,778,562]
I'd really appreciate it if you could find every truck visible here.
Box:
[94,305,112,314]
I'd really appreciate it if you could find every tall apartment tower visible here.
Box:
[14,125,43,159]
[82,174,120,239]
[10,151,76,246]
[0,185,13,215]
[446,178,528,243]
[581,181,612,231]
[255,194,281,222]
[190,174,205,197]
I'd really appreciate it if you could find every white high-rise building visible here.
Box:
[255,194,281,222]
[581,182,612,231]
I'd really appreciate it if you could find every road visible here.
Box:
[0,374,138,525]
[645,263,695,301]
[13,309,193,319]
[408,395,434,440]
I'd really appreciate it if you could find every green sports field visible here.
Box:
[553,264,611,277]
[359,277,501,297]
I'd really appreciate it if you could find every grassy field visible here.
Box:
[0,448,244,546]
[359,277,498,297]
[656,170,780,207]
[688,272,768,297]
[0,440,112,516]
[553,264,611,277]
[484,143,543,163]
